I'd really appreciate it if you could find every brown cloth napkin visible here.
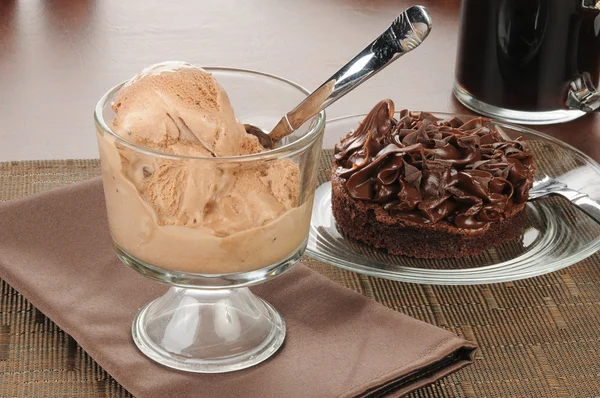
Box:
[0,178,476,397]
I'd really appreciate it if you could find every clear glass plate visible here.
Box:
[307,112,600,285]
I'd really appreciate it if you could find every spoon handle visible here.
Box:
[269,5,433,142]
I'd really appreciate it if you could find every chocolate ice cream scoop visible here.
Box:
[112,61,264,157]
[100,63,307,273]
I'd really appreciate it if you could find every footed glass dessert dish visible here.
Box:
[94,67,324,373]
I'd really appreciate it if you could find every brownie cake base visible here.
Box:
[331,174,526,259]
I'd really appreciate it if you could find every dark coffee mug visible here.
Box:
[454,0,600,124]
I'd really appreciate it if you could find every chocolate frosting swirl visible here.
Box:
[333,100,536,230]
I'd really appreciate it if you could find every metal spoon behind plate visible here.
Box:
[245,5,433,149]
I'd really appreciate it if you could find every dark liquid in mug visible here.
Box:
[455,0,600,111]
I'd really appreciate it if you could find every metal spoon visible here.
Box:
[244,5,433,149]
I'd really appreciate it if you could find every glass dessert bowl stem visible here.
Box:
[132,285,286,373]
[94,66,325,373]
[113,241,304,373]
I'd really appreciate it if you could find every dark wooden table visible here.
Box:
[1,0,599,161]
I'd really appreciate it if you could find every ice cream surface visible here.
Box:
[111,62,263,157]
[97,62,310,273]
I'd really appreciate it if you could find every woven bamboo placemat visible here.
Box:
[1,155,600,398]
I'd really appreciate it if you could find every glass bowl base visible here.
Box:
[453,82,585,125]
[114,241,304,289]
[132,286,286,373]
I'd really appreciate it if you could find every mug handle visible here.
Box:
[566,72,600,112]
[566,1,600,112]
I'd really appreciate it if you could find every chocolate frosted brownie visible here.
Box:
[331,100,536,259]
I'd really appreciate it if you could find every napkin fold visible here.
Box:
[0,178,476,397]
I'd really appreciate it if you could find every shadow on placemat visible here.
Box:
[1,156,600,398]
